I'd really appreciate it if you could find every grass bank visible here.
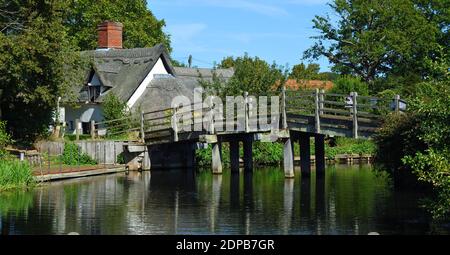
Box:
[0,160,35,191]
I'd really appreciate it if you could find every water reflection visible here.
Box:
[0,165,449,235]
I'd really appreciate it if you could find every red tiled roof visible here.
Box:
[284,79,333,90]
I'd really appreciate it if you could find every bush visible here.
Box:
[330,75,369,96]
[60,143,97,165]
[0,120,11,158]
[0,160,35,191]
[374,80,450,218]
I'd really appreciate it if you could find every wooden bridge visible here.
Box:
[87,88,404,178]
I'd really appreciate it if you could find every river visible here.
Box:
[0,165,448,235]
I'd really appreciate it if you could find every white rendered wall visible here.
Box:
[63,104,104,134]
[126,57,169,109]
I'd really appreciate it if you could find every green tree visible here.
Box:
[289,63,324,80]
[65,0,171,51]
[213,54,286,97]
[304,0,440,85]
[0,0,86,142]
[102,92,129,135]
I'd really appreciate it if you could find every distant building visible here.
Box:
[284,79,333,91]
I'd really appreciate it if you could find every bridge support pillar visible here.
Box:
[243,136,253,173]
[229,140,240,173]
[299,133,311,177]
[184,143,197,169]
[283,138,294,178]
[212,142,223,174]
[314,134,325,176]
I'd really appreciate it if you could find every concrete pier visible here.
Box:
[314,134,325,176]
[283,138,294,178]
[211,142,223,174]
[299,133,311,177]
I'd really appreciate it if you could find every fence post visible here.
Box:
[90,120,95,140]
[315,88,321,133]
[351,92,358,139]
[394,95,400,112]
[244,91,249,133]
[47,147,50,175]
[172,107,179,142]
[140,111,145,143]
[282,86,287,129]
[319,89,325,115]
[75,119,80,141]
[59,146,62,174]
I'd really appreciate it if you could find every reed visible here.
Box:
[0,160,35,191]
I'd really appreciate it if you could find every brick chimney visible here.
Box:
[97,21,123,49]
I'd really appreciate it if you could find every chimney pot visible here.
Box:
[97,21,123,49]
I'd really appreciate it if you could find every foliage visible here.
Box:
[329,75,369,96]
[102,92,130,135]
[210,53,287,97]
[289,63,329,81]
[325,137,376,160]
[65,0,171,51]
[116,152,125,165]
[0,0,87,142]
[304,0,441,84]
[60,143,97,166]
[375,80,450,218]
[0,120,11,157]
[0,160,35,191]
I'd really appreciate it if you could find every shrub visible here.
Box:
[330,75,369,96]
[60,143,97,165]
[0,160,35,191]
[0,120,11,158]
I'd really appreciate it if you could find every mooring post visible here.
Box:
[90,120,95,140]
[283,137,295,178]
[299,133,311,177]
[314,134,325,176]
[314,88,321,133]
[229,140,240,173]
[243,135,253,172]
[212,142,223,174]
[75,119,80,141]
[351,92,358,139]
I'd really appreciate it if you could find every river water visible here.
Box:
[0,165,448,235]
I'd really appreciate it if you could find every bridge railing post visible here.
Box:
[319,89,324,115]
[244,91,249,133]
[209,96,215,134]
[140,111,145,143]
[314,88,321,133]
[281,85,287,129]
[171,107,179,142]
[351,92,358,139]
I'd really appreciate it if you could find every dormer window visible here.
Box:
[87,72,106,102]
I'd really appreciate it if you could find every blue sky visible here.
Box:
[148,0,332,71]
